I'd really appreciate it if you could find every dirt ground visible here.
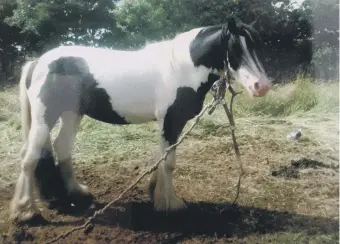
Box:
[0,112,338,244]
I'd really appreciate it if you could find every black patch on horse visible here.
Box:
[38,56,129,127]
[25,60,38,89]
[189,17,263,72]
[162,73,219,144]
[35,149,68,204]
[228,23,262,72]
[189,25,226,71]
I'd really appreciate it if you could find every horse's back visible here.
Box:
[35,45,144,74]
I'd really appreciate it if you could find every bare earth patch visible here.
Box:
[0,85,338,243]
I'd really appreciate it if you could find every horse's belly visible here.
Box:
[86,74,158,125]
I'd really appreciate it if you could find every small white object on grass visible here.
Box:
[287,127,303,140]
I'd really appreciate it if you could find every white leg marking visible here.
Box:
[53,111,88,195]
[152,138,186,211]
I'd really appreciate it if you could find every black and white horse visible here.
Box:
[10,17,271,222]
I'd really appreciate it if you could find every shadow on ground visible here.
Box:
[85,199,338,240]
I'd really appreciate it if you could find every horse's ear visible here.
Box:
[227,17,238,35]
[250,16,259,27]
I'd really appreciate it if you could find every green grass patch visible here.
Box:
[222,78,339,117]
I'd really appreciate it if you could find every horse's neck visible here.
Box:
[139,30,215,90]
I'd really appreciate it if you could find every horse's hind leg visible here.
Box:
[52,111,92,208]
[10,108,51,222]
[20,134,53,159]
[34,132,67,204]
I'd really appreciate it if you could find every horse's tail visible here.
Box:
[19,60,37,153]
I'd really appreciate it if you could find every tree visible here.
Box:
[5,0,123,52]
[1,0,126,81]
[0,0,25,80]
[113,0,195,49]
[302,0,339,80]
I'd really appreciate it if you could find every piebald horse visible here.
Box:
[10,17,271,223]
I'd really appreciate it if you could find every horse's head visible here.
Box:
[220,17,271,97]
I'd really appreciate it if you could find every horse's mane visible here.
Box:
[137,20,260,73]
[198,18,260,42]
[140,28,201,69]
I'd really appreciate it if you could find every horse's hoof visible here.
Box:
[10,211,47,226]
[48,190,94,214]
[154,195,187,212]
[68,191,94,208]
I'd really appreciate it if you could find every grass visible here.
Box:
[223,77,339,117]
[0,78,339,243]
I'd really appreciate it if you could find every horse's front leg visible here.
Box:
[149,117,187,212]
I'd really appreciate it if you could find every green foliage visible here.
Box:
[226,77,339,117]
[5,1,50,34]
[0,0,339,82]
[1,0,121,61]
[113,0,195,48]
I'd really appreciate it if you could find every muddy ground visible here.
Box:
[0,112,339,244]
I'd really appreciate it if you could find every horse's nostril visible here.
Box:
[254,82,260,90]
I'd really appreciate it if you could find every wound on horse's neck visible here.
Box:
[189,26,225,71]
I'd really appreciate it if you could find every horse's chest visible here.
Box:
[165,87,203,120]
